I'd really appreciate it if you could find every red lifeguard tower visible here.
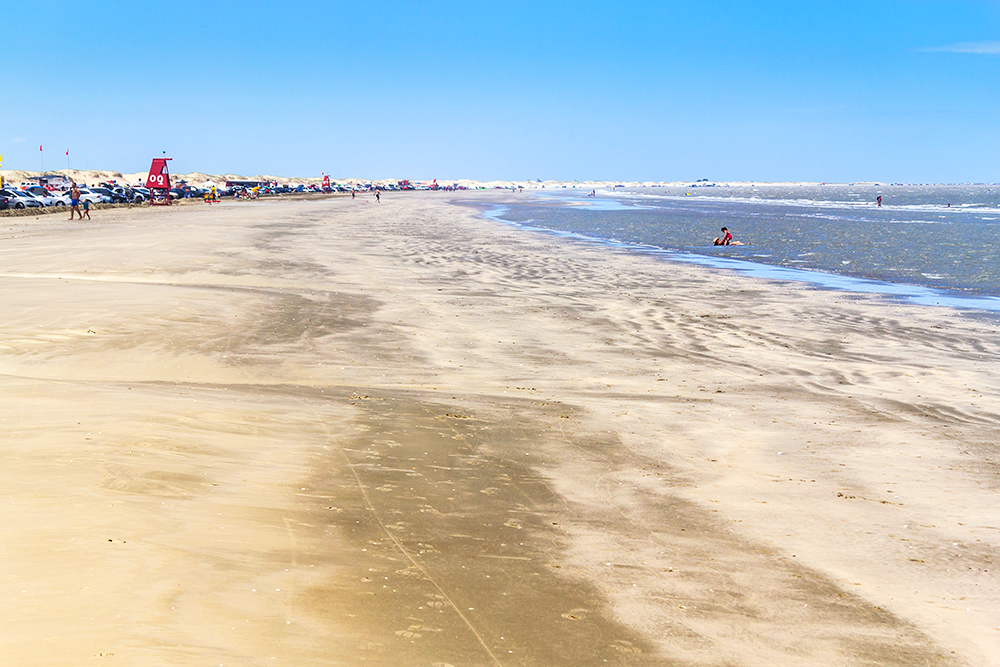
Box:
[146,157,172,205]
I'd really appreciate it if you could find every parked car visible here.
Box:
[21,188,63,207]
[76,188,110,204]
[49,191,73,206]
[89,186,129,204]
[20,185,72,206]
[0,188,44,208]
[101,185,145,204]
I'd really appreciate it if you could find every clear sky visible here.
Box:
[3,0,999,182]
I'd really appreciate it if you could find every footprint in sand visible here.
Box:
[610,639,642,654]
[395,566,423,578]
[561,608,588,620]
[422,593,449,609]
[395,624,443,639]
[394,629,422,639]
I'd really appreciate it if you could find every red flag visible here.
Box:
[66,149,69,156]
[39,145,43,152]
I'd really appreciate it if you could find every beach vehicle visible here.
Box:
[76,188,110,204]
[32,191,68,206]
[21,174,72,190]
[0,194,9,210]
[107,185,146,203]
[48,191,73,206]
[122,186,144,203]
[89,186,128,204]
[23,185,53,197]
[170,186,202,200]
[20,186,65,206]
[0,188,44,208]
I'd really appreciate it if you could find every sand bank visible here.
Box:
[1,193,997,666]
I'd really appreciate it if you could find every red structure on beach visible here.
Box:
[146,157,172,205]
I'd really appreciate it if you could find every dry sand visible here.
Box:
[0,192,998,666]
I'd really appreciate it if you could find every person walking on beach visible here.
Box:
[877,195,882,207]
[351,190,355,200]
[82,198,91,220]
[69,183,82,220]
[375,190,380,203]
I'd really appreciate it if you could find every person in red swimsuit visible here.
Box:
[714,226,733,246]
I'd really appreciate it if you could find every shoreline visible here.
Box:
[1,192,998,665]
[484,208,1000,318]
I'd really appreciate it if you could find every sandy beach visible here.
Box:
[1,192,998,666]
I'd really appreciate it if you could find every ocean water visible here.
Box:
[484,183,1000,315]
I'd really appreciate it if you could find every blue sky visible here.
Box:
[2,0,999,182]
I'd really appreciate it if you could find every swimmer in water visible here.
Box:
[713,226,746,246]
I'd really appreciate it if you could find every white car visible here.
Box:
[0,188,44,208]
[23,189,64,207]
[24,186,72,207]
[21,185,74,206]
[48,191,73,206]
[76,188,110,204]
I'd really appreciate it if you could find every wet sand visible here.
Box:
[1,193,998,666]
